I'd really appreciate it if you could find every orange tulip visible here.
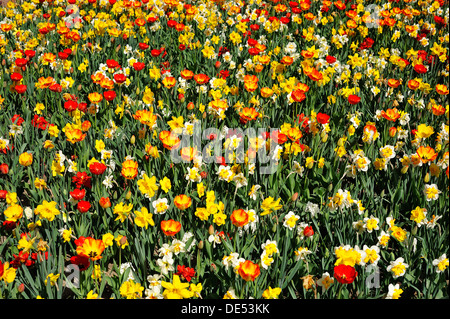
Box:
[162,76,176,89]
[88,92,103,104]
[180,69,194,80]
[431,104,446,116]
[238,260,261,282]
[159,130,181,150]
[133,109,157,127]
[380,108,401,122]
[230,209,249,227]
[436,84,449,95]
[180,147,196,162]
[65,128,86,144]
[416,146,438,164]
[174,194,192,210]
[99,197,111,209]
[194,73,210,85]
[291,89,306,102]
[239,107,259,122]
[387,79,401,88]
[76,237,105,261]
[121,159,139,180]
[407,79,421,90]
[161,219,182,236]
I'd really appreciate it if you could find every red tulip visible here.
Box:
[24,50,36,58]
[58,52,69,60]
[167,20,177,28]
[151,49,161,57]
[49,83,62,92]
[106,59,119,69]
[138,43,149,50]
[70,188,86,201]
[133,62,145,71]
[0,163,9,174]
[348,95,361,105]
[77,200,91,213]
[15,84,27,94]
[303,226,314,237]
[64,100,78,112]
[103,90,117,101]
[10,73,23,82]
[89,162,107,175]
[15,58,28,67]
[414,64,427,74]
[316,112,330,124]
[70,255,90,271]
[333,264,358,284]
[114,73,127,84]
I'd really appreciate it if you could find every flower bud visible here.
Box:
[291,192,299,201]
[130,135,136,145]
[125,190,132,200]
[424,172,430,183]
[208,225,215,235]
[401,166,409,174]
[389,127,397,137]
[187,102,195,110]
[303,226,314,237]
[18,283,25,293]
[99,197,111,209]
[198,240,204,250]
[119,235,127,246]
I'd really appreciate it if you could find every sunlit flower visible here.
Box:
[386,284,403,299]
[237,260,260,282]
[76,237,105,261]
[260,197,282,216]
[161,219,182,236]
[387,257,409,278]
[161,275,193,299]
[134,207,155,229]
[432,254,449,273]
[34,200,60,222]
[423,184,441,201]
[137,173,159,198]
[174,194,192,210]
[121,159,138,180]
[113,202,134,223]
